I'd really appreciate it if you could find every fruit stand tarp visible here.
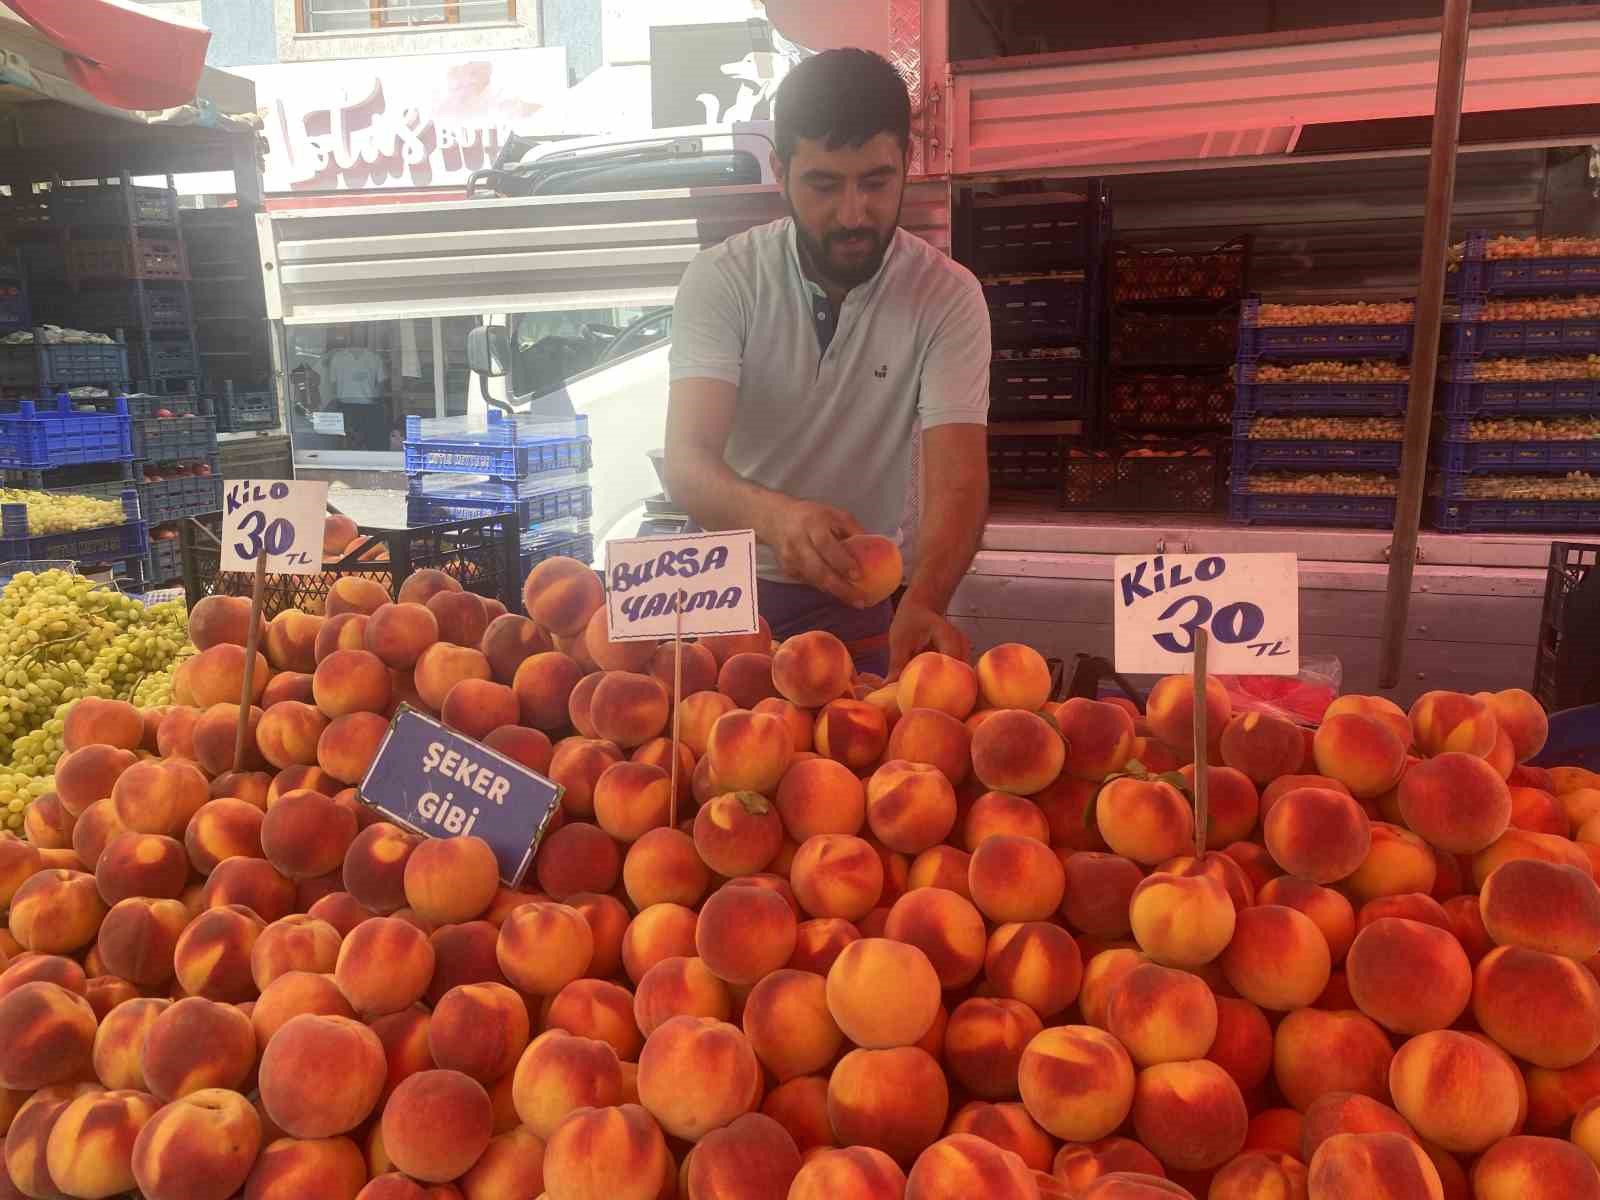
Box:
[0,0,208,111]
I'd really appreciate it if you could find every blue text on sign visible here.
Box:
[1119,554,1226,607]
[225,480,291,513]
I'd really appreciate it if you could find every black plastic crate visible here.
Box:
[130,333,199,388]
[211,384,278,433]
[69,281,193,334]
[188,273,266,320]
[66,232,189,283]
[989,357,1092,422]
[1535,541,1600,711]
[1110,238,1250,306]
[49,183,179,229]
[1062,441,1226,513]
[1110,313,1238,367]
[1107,371,1233,430]
[179,208,258,270]
[0,334,130,397]
[12,232,66,284]
[969,189,1110,275]
[987,429,1073,492]
[133,414,217,464]
[181,510,522,618]
[984,275,1090,349]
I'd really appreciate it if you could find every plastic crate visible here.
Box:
[145,535,182,585]
[0,395,132,468]
[402,413,592,478]
[983,275,1090,349]
[1433,494,1600,532]
[211,384,278,433]
[1108,371,1234,430]
[12,233,66,284]
[1533,542,1600,712]
[0,334,130,395]
[1233,365,1411,416]
[2,459,135,492]
[1062,443,1225,513]
[989,357,1093,422]
[0,275,28,334]
[188,274,265,320]
[182,511,522,617]
[1435,433,1600,474]
[987,429,1072,492]
[1231,434,1402,471]
[1237,300,1414,361]
[1110,313,1238,367]
[133,414,217,464]
[521,531,595,576]
[1109,238,1250,305]
[66,233,189,283]
[1450,232,1600,296]
[179,209,257,270]
[1436,368,1600,418]
[0,489,146,563]
[406,475,593,527]
[69,281,193,334]
[130,334,199,387]
[1444,302,1600,358]
[969,189,1110,275]
[49,183,179,229]
[118,392,203,420]
[1230,489,1399,527]
[138,464,222,525]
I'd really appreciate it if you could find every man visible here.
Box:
[664,48,991,679]
[326,327,390,452]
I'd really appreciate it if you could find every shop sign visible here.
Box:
[360,708,563,887]
[1113,551,1300,675]
[221,479,330,574]
[604,530,759,642]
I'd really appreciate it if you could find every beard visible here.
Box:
[787,196,902,290]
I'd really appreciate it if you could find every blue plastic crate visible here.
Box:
[1229,487,1398,527]
[138,464,222,525]
[0,275,28,334]
[1237,300,1414,361]
[983,275,1090,350]
[1233,365,1410,416]
[407,478,593,528]
[1444,302,1600,358]
[0,335,130,394]
[0,395,132,468]
[0,489,147,563]
[1434,495,1600,532]
[1450,232,1600,297]
[403,412,591,478]
[1436,367,1600,418]
[1231,436,1403,471]
[133,414,217,464]
[521,531,594,576]
[1436,435,1600,474]
[407,469,590,503]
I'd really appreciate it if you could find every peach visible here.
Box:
[908,844,973,898]
[63,695,144,754]
[837,532,902,606]
[24,791,75,850]
[635,1014,760,1140]
[883,887,986,989]
[1205,995,1273,1094]
[1244,1110,1304,1158]
[547,738,623,821]
[93,830,185,905]
[495,901,591,995]
[694,790,783,876]
[1388,1029,1520,1154]
[1219,904,1331,1013]
[706,709,793,795]
[674,691,737,759]
[649,640,718,701]
[977,643,1052,712]
[213,768,274,808]
[1053,1139,1167,1194]
[186,643,272,709]
[1079,946,1148,1029]
[242,1134,368,1200]
[1107,962,1218,1067]
[1509,785,1568,836]
[1058,852,1140,940]
[633,954,731,1037]
[617,828,705,912]
[1032,773,1106,851]
[425,981,529,1085]
[771,630,854,708]
[195,702,272,776]
[393,566,458,607]
[1262,787,1370,884]
[1473,826,1593,889]
[1306,1132,1442,1199]
[858,761,950,852]
[905,1132,1036,1199]
[969,834,1066,923]
[512,1030,624,1139]
[815,698,890,771]
[535,821,621,900]
[435,678,518,741]
[713,651,774,710]
[587,671,669,749]
[1095,778,1195,867]
[361,603,438,673]
[887,708,973,785]
[760,1075,834,1153]
[0,981,97,1089]
[1343,915,1473,1035]
[189,593,264,650]
[131,1087,262,1200]
[1154,851,1254,912]
[1299,1091,1413,1166]
[1408,690,1499,759]
[1474,1134,1600,1200]
[42,1087,160,1197]
[1262,773,1352,814]
[1173,766,1258,850]
[1043,701,1133,785]
[740,968,843,1083]
[1473,944,1600,1069]
[544,977,640,1062]
[971,709,1066,797]
[3,1082,103,1197]
[686,1111,802,1198]
[542,1101,672,1200]
[1480,688,1548,764]
[1272,1006,1394,1112]
[1247,880,1351,965]
[788,1145,908,1199]
[143,995,257,1100]
[402,835,499,925]
[694,882,797,985]
[200,857,295,928]
[1312,713,1407,801]
[342,822,420,915]
[312,648,392,719]
[522,557,603,637]
[941,996,1042,1099]
[263,610,323,676]
[326,575,390,618]
[591,761,672,843]
[1130,1059,1248,1172]
[55,743,140,818]
[249,915,340,992]
[770,758,864,845]
[1018,1024,1136,1143]
[94,896,186,987]
[787,833,881,921]
[334,916,434,1015]
[171,903,264,1003]
[828,1044,949,1165]
[257,1011,386,1139]
[1352,822,1445,906]
[824,936,941,1049]
[316,612,371,663]
[91,995,167,1090]
[1127,872,1235,968]
[1145,674,1232,757]
[184,797,265,877]
[1397,751,1512,854]
[501,650,577,731]
[899,653,979,720]
[260,789,356,881]
[1482,858,1600,959]
[7,868,106,954]
[378,1068,492,1183]
[252,971,355,1049]
[478,614,549,686]
[1219,712,1305,786]
[426,590,487,649]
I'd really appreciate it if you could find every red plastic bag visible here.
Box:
[1215,656,1342,727]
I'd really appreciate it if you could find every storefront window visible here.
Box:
[287,319,431,458]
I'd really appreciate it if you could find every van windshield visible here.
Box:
[510,307,672,400]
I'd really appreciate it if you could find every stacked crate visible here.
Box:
[403,412,596,573]
[1433,233,1600,533]
[1230,300,1417,527]
[179,209,278,430]
[1062,240,1249,513]
[968,185,1109,495]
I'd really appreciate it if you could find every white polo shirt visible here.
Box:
[670,217,991,580]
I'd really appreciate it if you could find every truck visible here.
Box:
[256,5,1600,704]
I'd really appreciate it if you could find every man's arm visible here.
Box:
[665,378,867,605]
[888,423,988,674]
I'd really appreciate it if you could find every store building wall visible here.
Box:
[200,0,279,66]
[271,0,542,62]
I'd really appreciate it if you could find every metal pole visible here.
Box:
[1379,0,1473,690]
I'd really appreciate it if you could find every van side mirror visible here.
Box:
[467,324,511,378]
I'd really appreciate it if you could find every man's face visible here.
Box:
[777,132,906,289]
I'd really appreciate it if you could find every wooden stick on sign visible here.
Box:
[1191,627,1211,859]
[668,589,686,830]
[233,553,269,772]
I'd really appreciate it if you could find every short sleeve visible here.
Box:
[669,251,747,387]
[917,275,991,429]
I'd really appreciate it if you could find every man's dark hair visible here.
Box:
[774,48,911,164]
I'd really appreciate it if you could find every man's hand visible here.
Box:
[888,597,971,679]
[761,498,868,607]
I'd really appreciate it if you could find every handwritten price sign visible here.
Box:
[1113,552,1300,675]
[222,480,331,575]
[604,530,759,643]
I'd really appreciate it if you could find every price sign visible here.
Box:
[222,479,330,575]
[604,530,759,643]
[359,707,564,888]
[1114,551,1300,675]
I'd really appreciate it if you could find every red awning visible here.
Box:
[1,0,209,111]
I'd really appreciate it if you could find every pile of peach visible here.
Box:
[4,550,1600,1200]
